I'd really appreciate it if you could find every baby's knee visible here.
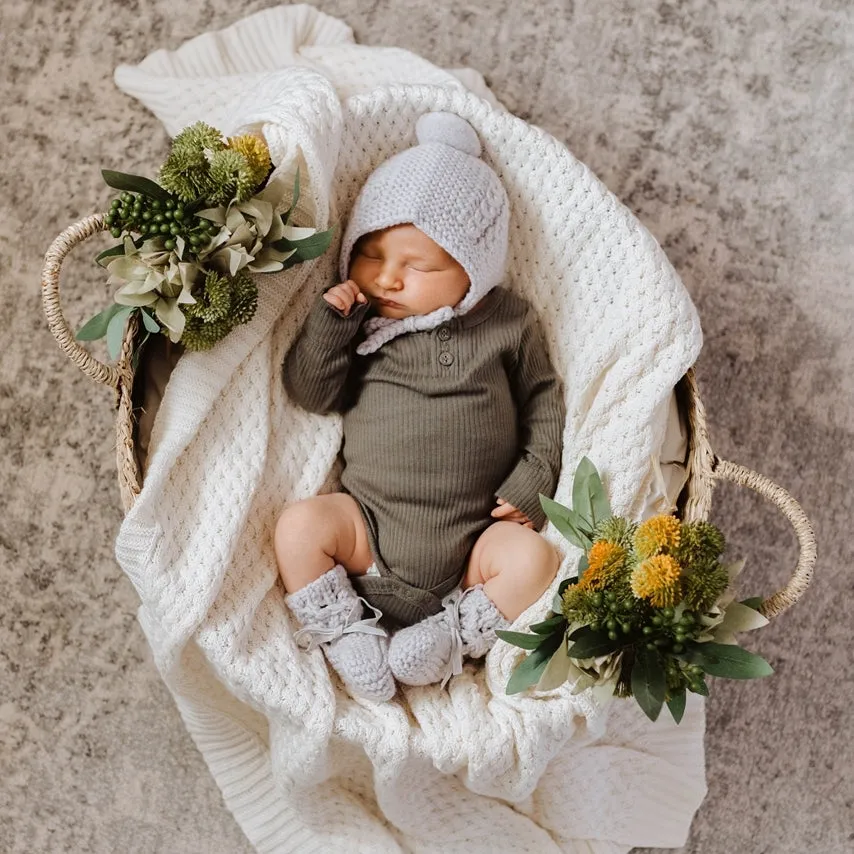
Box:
[475,522,559,583]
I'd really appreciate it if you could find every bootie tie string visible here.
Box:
[294,596,387,651]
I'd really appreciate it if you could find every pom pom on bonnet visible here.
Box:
[339,111,510,355]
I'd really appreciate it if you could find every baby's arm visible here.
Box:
[495,308,566,529]
[282,282,370,414]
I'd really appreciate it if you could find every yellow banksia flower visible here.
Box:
[579,540,627,590]
[633,514,681,559]
[631,554,683,607]
[227,133,272,189]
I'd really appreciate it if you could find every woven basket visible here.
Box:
[42,213,816,619]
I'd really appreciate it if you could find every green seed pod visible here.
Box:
[672,643,684,654]
[621,622,632,634]
[642,626,653,636]
[164,239,175,250]
[608,630,618,641]
[652,615,663,626]
[110,227,121,238]
[159,223,170,234]
[606,617,617,631]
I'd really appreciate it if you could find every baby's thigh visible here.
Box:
[275,492,373,573]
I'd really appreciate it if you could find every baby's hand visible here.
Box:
[323,279,368,316]
[491,498,535,529]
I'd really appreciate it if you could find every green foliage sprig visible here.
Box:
[496,458,773,723]
[77,122,335,360]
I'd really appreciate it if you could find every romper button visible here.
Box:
[438,326,451,341]
[438,351,454,366]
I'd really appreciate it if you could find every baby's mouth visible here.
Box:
[376,297,403,308]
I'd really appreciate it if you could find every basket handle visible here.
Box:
[711,457,816,619]
[41,213,120,389]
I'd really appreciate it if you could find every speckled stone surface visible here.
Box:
[2,1,852,852]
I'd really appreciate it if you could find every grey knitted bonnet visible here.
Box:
[339,111,510,355]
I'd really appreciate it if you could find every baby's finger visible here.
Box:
[343,279,364,300]
[491,503,514,518]
[324,292,352,315]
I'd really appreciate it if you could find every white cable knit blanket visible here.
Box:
[113,6,706,852]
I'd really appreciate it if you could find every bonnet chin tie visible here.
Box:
[355,305,455,355]
[293,596,387,651]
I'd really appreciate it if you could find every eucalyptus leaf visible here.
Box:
[281,165,301,225]
[106,305,135,360]
[274,225,335,257]
[76,303,126,342]
[95,244,126,267]
[683,642,774,680]
[530,614,567,635]
[495,630,546,650]
[505,631,565,695]
[717,601,769,634]
[506,650,551,695]
[572,458,594,523]
[536,635,572,691]
[631,646,666,722]
[666,688,687,724]
[539,495,592,549]
[567,626,621,659]
[576,552,589,581]
[572,456,611,527]
[139,308,161,334]
[102,169,172,203]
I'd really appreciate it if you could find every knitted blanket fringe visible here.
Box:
[113,6,706,852]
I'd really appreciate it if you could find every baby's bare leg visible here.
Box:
[463,521,560,622]
[274,493,374,592]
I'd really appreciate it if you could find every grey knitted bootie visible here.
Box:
[286,564,396,702]
[388,585,510,687]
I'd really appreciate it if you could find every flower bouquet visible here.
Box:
[497,458,773,723]
[76,122,333,359]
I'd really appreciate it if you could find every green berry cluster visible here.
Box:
[640,607,700,656]
[104,192,217,251]
[665,657,706,695]
[586,589,645,642]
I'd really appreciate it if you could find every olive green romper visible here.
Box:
[282,286,565,627]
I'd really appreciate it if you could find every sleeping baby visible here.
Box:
[277,111,565,701]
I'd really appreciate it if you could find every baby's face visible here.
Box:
[349,224,470,319]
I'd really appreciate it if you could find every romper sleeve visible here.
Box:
[495,307,566,529]
[281,292,370,415]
